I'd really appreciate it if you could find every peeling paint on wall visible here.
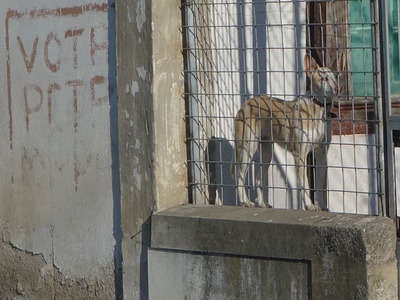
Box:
[0,236,115,299]
[131,81,139,97]
[137,66,147,80]
[132,168,142,190]
[136,0,146,33]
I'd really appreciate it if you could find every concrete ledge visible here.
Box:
[150,205,397,299]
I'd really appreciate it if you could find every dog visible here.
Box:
[230,53,345,210]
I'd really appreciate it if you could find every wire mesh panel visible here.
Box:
[183,0,384,214]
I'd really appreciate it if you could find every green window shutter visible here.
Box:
[349,0,374,97]
[349,0,400,96]
[388,0,400,95]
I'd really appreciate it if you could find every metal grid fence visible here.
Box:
[183,0,384,215]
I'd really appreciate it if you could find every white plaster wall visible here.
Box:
[262,134,379,214]
[328,135,379,215]
[0,1,115,279]
[210,0,307,141]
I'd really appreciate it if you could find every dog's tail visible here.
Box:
[230,156,236,178]
[230,138,236,178]
[230,108,245,178]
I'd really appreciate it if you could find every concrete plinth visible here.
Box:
[149,205,397,299]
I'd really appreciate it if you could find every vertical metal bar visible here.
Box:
[367,0,380,215]
[184,1,203,204]
[398,0,400,72]
[370,0,385,216]
[377,0,393,217]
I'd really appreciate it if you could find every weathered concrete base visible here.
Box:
[149,250,311,299]
[0,238,115,299]
[149,205,398,299]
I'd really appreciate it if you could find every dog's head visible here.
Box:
[304,53,345,104]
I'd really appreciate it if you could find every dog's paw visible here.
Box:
[306,204,329,212]
[258,203,272,208]
[241,201,255,207]
[305,204,317,211]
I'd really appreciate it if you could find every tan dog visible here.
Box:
[231,53,345,210]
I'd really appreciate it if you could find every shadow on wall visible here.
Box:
[204,136,273,207]
[205,137,237,206]
[205,137,300,209]
[107,1,123,299]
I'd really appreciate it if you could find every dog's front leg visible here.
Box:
[294,152,314,210]
[255,141,273,208]
[236,172,254,207]
[235,141,258,208]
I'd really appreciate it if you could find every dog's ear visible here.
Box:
[304,54,319,77]
[334,52,346,73]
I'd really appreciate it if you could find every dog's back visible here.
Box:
[231,95,327,172]
[231,96,297,177]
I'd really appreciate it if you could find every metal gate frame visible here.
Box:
[379,0,400,222]
[183,0,397,218]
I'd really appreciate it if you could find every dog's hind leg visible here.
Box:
[236,141,258,207]
[255,141,272,208]
[233,118,259,207]
[313,146,329,211]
